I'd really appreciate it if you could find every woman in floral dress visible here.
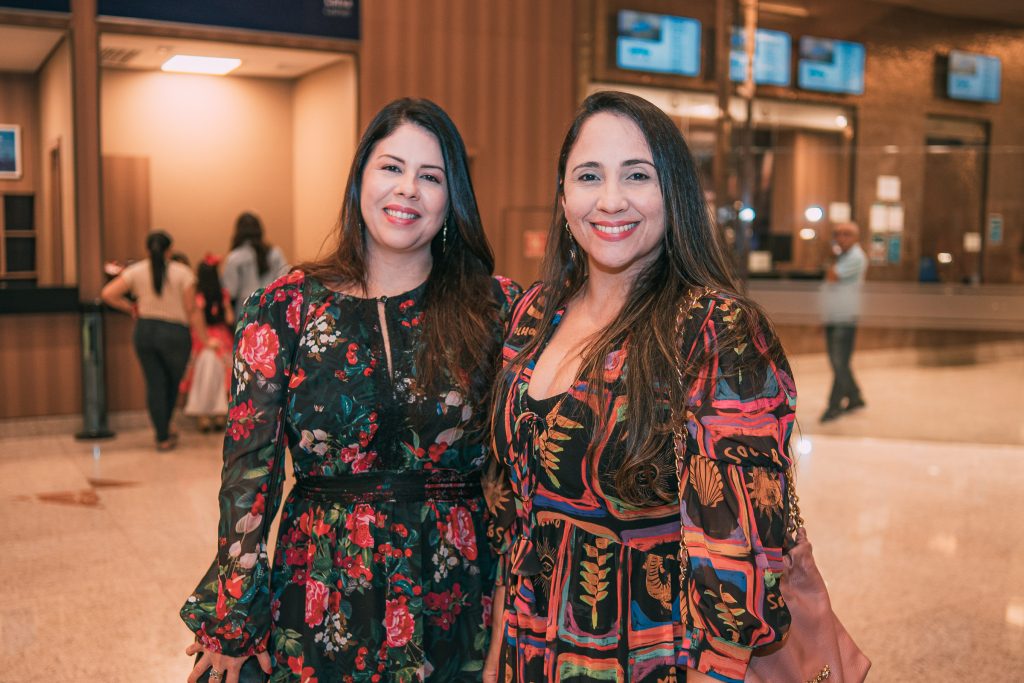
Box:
[183,98,520,683]
[483,91,796,683]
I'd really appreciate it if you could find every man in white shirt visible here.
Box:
[819,221,867,422]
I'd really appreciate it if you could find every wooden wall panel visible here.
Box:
[101,155,151,411]
[360,0,577,286]
[0,313,80,418]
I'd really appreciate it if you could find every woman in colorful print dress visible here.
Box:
[482,91,796,683]
[182,98,520,683]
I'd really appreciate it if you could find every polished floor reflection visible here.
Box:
[1,346,1022,682]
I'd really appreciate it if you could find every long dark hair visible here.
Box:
[300,98,498,406]
[146,230,172,295]
[196,260,227,326]
[231,212,270,276]
[498,90,777,504]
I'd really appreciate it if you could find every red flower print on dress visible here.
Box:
[445,506,478,561]
[289,366,306,389]
[345,504,377,548]
[238,322,280,378]
[305,578,330,627]
[227,400,257,441]
[384,597,415,647]
[288,655,319,683]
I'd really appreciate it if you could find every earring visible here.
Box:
[565,221,578,264]
[442,220,449,251]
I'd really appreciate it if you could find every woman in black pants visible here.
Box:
[102,230,196,450]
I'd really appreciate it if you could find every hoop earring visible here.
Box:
[442,220,449,252]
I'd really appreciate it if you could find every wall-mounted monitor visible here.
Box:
[615,10,701,77]
[947,50,1001,103]
[729,28,792,86]
[798,36,865,95]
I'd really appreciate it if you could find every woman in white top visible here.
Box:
[222,212,288,318]
[101,230,196,450]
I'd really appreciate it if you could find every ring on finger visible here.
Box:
[209,669,223,681]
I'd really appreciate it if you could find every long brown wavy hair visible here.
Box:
[497,90,781,505]
[300,98,499,409]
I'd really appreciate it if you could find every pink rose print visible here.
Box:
[345,504,377,549]
[445,506,478,561]
[238,322,280,378]
[286,294,303,332]
[305,578,329,627]
[385,597,415,647]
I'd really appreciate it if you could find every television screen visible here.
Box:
[616,10,701,77]
[798,36,865,94]
[730,28,792,86]
[947,50,1001,103]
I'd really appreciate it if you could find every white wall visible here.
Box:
[101,69,295,265]
[292,57,357,263]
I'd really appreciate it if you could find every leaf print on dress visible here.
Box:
[537,413,583,487]
[704,583,748,642]
[579,537,612,629]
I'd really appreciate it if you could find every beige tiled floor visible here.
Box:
[1,347,1022,682]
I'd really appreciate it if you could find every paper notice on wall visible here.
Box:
[829,202,851,223]
[877,175,901,202]
[887,234,902,263]
[869,203,889,232]
[963,232,982,253]
[870,235,887,265]
[748,250,772,273]
[887,204,905,232]
[523,229,548,259]
[988,213,1004,245]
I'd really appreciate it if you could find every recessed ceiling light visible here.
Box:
[161,55,241,75]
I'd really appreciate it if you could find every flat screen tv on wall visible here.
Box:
[615,10,701,77]
[798,36,865,95]
[730,28,792,87]
[947,50,1001,103]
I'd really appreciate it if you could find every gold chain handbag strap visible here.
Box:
[671,286,710,592]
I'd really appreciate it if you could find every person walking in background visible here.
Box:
[820,221,868,422]
[182,98,520,683]
[222,211,289,318]
[101,230,195,451]
[183,254,235,433]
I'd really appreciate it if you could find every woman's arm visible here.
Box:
[482,584,506,683]
[100,275,136,317]
[678,296,796,683]
[180,274,306,662]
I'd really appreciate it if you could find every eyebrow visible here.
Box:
[379,153,445,173]
[571,158,655,173]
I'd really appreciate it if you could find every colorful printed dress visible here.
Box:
[182,271,521,683]
[487,285,796,683]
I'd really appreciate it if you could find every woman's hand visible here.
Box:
[185,642,272,683]
[483,584,506,683]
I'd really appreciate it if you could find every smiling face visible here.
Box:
[359,122,449,261]
[561,112,666,278]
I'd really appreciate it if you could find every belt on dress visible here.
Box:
[293,469,482,504]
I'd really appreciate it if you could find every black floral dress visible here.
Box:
[182,270,521,683]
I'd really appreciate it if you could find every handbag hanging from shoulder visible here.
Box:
[673,290,870,683]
